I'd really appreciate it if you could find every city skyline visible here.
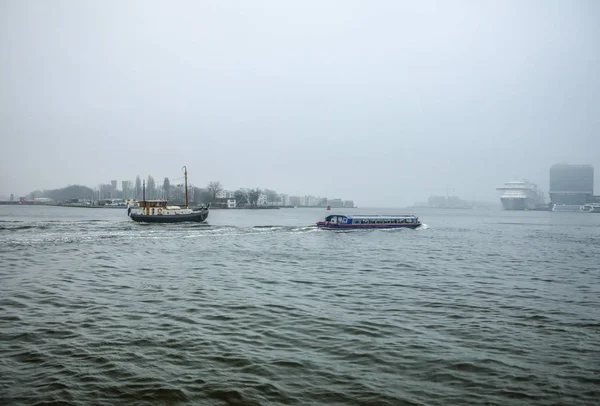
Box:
[3,160,596,207]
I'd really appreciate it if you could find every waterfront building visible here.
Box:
[279,194,289,206]
[549,163,594,205]
[216,190,235,199]
[289,196,302,206]
[122,181,133,198]
[327,198,344,208]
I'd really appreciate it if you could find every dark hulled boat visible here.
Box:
[128,203,209,223]
[128,166,209,223]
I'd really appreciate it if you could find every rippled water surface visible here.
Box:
[1,206,599,405]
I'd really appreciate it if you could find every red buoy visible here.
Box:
[327,205,331,210]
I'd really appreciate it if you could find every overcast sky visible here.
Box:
[1,0,599,206]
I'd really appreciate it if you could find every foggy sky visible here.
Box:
[1,0,599,207]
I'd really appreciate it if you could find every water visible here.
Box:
[1,205,599,405]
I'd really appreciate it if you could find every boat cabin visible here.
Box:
[324,214,419,225]
[138,200,168,208]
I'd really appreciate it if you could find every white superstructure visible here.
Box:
[497,180,545,210]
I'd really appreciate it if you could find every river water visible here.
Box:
[1,205,599,405]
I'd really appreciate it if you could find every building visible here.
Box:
[289,196,302,206]
[327,198,344,208]
[99,184,114,200]
[447,196,471,208]
[278,193,289,206]
[122,181,133,198]
[216,190,235,199]
[111,180,117,191]
[428,195,471,208]
[343,200,355,208]
[549,163,594,205]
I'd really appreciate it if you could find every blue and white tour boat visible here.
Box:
[316,214,421,229]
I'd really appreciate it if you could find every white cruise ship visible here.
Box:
[497,180,546,210]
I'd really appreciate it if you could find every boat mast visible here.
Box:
[143,179,146,201]
[183,166,188,208]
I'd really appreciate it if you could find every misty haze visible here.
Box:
[1,1,599,406]
[1,1,598,206]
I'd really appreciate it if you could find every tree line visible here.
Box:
[26,177,284,207]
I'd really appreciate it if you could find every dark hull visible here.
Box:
[500,198,528,211]
[130,209,209,223]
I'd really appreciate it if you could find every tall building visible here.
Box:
[327,198,344,208]
[549,163,594,205]
[111,180,117,191]
[122,181,132,198]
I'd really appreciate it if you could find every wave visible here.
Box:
[0,224,50,231]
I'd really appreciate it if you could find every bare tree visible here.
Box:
[247,188,261,207]
[264,189,278,205]
[234,189,248,207]
[207,181,224,202]
[193,187,213,205]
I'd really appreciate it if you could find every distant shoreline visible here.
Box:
[0,201,352,210]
